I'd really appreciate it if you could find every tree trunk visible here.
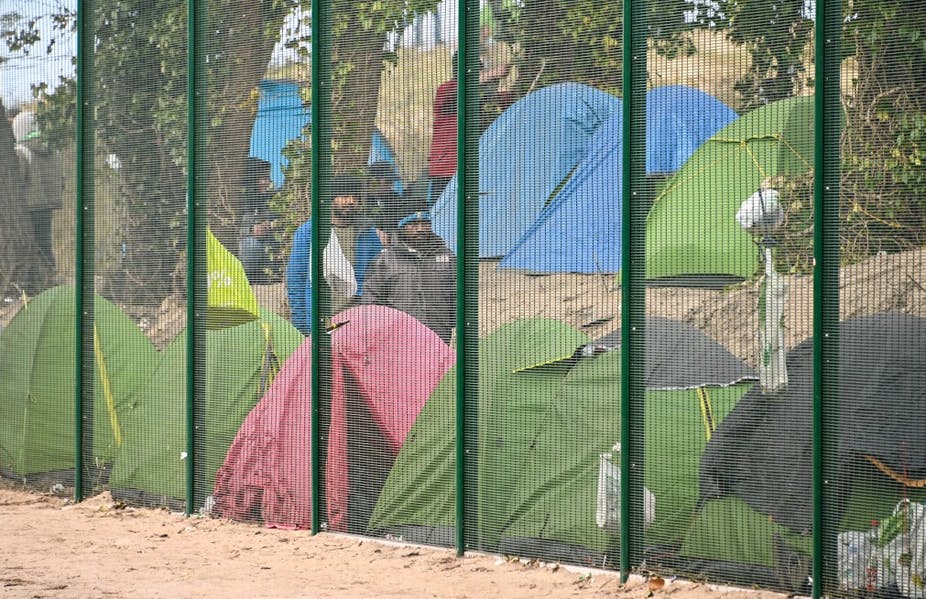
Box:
[330,12,388,173]
[204,2,287,249]
[96,0,289,305]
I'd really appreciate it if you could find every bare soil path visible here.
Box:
[0,487,792,599]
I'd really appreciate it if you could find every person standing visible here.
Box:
[426,51,512,204]
[426,54,459,203]
[361,209,456,343]
[12,111,64,292]
[238,157,282,284]
[285,176,383,335]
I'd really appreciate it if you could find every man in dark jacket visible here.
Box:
[361,210,456,343]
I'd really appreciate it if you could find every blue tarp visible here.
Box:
[500,85,736,274]
[431,82,621,258]
[249,79,401,190]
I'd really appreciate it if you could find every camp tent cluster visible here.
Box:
[253,79,811,283]
[2,296,924,594]
[2,77,923,598]
[432,83,740,275]
[432,83,817,284]
[213,304,455,532]
[0,286,304,506]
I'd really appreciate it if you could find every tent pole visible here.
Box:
[455,0,480,558]
[812,0,841,594]
[620,0,647,581]
[185,0,206,516]
[75,0,95,502]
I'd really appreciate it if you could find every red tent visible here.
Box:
[214,305,455,530]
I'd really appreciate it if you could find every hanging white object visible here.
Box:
[595,442,656,532]
[759,247,789,393]
[323,231,358,298]
[736,188,784,234]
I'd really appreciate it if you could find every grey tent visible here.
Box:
[698,312,926,535]
[587,317,755,390]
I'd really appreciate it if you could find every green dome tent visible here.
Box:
[369,317,756,563]
[0,286,157,483]
[109,308,303,508]
[369,318,589,547]
[645,96,815,283]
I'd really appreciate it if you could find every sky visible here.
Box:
[0,0,76,107]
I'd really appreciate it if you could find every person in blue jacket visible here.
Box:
[286,176,383,335]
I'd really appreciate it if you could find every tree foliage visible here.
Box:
[4,0,444,304]
[694,0,814,110]
[4,0,298,304]
[513,0,696,96]
[719,0,926,271]
[839,0,926,259]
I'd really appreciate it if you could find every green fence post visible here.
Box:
[185,0,207,516]
[75,0,95,502]
[812,0,841,595]
[456,0,480,557]
[620,0,647,581]
[310,0,332,535]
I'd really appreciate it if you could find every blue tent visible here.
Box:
[431,82,621,258]
[249,79,402,191]
[500,85,736,274]
[645,85,737,175]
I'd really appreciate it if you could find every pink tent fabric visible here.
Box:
[214,305,455,530]
[213,340,314,529]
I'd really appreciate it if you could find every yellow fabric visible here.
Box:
[697,387,715,442]
[93,325,122,448]
[206,228,260,329]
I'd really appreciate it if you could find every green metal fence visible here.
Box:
[1,0,925,597]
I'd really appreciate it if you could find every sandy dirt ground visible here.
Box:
[1,487,794,599]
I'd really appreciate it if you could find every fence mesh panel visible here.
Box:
[1,1,924,595]
[1,0,78,493]
[827,3,926,597]
[91,0,191,511]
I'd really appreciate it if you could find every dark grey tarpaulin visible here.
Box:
[698,313,926,534]
[591,316,757,390]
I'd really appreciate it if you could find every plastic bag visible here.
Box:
[837,529,878,591]
[881,500,926,599]
[595,442,655,532]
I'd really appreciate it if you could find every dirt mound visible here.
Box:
[478,246,926,366]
